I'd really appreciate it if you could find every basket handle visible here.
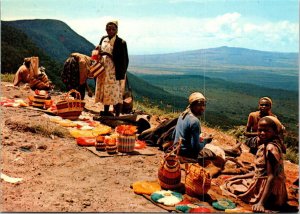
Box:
[64,89,82,109]
[162,138,182,164]
[165,138,182,157]
[65,89,81,101]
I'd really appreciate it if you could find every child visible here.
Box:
[221,116,287,212]
[244,97,276,138]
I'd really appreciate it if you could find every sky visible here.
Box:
[1,0,299,54]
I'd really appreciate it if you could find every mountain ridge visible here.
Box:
[2,19,95,62]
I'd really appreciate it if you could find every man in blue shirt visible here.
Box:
[174,92,212,160]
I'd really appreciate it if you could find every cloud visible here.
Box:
[5,9,296,54]
[66,12,298,54]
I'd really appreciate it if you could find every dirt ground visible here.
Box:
[1,82,299,212]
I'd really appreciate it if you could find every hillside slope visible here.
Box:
[1,22,64,89]
[1,81,299,212]
[140,74,298,129]
[3,19,95,62]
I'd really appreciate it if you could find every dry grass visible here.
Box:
[1,73,14,83]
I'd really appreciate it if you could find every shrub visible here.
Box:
[1,73,15,83]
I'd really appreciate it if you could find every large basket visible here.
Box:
[158,140,182,190]
[56,89,85,120]
[117,134,136,153]
[185,163,211,196]
[158,153,181,190]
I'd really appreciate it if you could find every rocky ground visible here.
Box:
[1,82,299,212]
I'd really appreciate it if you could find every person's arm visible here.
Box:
[252,149,277,212]
[190,120,201,152]
[85,82,93,97]
[244,113,258,137]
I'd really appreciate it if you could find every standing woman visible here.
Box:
[95,20,129,117]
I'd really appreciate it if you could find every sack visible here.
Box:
[158,141,182,190]
[88,61,105,79]
[121,76,133,114]
[56,89,85,120]
[185,164,211,196]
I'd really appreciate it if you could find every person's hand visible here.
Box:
[252,203,265,213]
[200,133,213,143]
[88,91,93,97]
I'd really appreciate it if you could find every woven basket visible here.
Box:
[88,60,105,79]
[32,95,47,109]
[158,140,182,190]
[106,144,117,154]
[158,153,181,190]
[56,89,85,120]
[117,134,136,153]
[185,163,211,196]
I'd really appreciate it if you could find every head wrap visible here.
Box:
[181,92,206,119]
[106,20,118,28]
[259,97,272,107]
[188,92,206,104]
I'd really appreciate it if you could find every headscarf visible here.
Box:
[106,20,118,29]
[181,92,206,119]
[259,97,272,107]
[188,92,206,105]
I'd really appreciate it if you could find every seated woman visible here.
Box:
[221,116,288,213]
[13,58,32,86]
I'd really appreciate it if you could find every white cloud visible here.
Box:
[66,12,298,54]
[5,11,297,54]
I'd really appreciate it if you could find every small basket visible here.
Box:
[32,95,47,109]
[117,134,136,153]
[88,60,105,79]
[56,89,85,120]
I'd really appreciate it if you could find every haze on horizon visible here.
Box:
[1,0,298,55]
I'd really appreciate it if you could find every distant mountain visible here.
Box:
[130,46,298,69]
[3,19,95,62]
[129,46,299,91]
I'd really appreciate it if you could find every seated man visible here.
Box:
[13,58,32,86]
[173,92,213,161]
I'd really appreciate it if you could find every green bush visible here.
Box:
[285,147,299,164]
